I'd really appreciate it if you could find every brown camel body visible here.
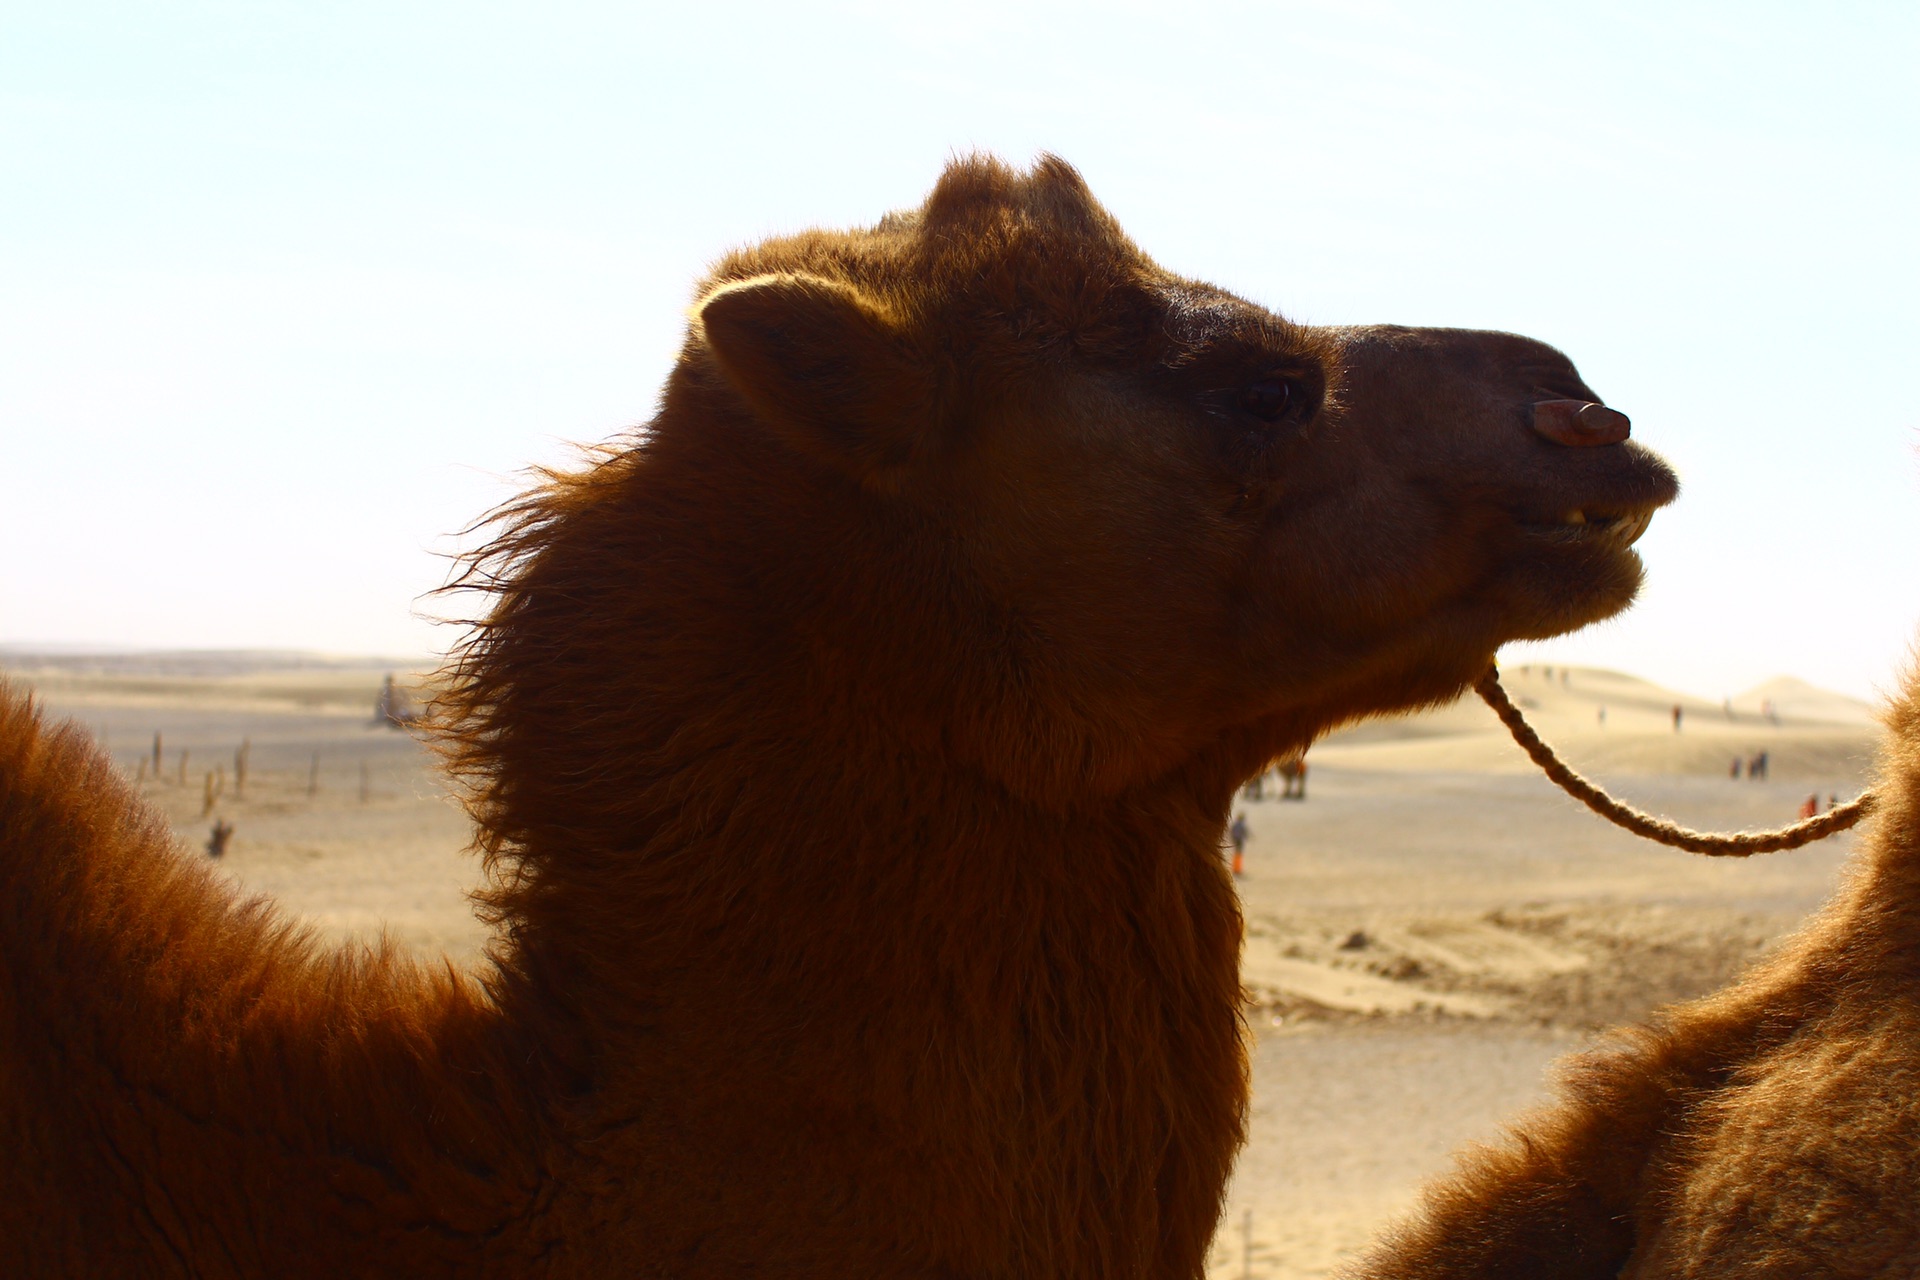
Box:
[1349,673,1920,1280]
[0,156,1677,1277]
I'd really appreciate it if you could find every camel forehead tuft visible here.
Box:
[921,152,1115,239]
[698,155,1150,332]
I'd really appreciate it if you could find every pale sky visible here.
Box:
[5,2,1917,700]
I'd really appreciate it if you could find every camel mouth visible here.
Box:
[1519,504,1657,547]
[1508,437,1679,551]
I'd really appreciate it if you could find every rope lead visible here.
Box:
[1475,666,1876,857]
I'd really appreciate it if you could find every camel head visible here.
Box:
[669,156,1677,794]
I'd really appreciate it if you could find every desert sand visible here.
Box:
[3,652,1881,1279]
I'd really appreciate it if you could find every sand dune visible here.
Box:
[1734,674,1879,726]
[3,652,1880,1279]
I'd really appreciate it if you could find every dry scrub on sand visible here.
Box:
[0,155,1677,1278]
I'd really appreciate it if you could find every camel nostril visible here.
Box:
[1531,399,1631,448]
[1576,403,1630,441]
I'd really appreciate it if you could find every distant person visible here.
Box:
[1730,757,1742,779]
[1830,793,1840,811]
[1228,812,1249,877]
[1597,706,1607,727]
[1749,750,1769,782]
[1279,755,1308,800]
[1799,794,1819,820]
[376,673,418,728]
[1672,703,1683,733]
[206,819,234,860]
[1244,771,1264,801]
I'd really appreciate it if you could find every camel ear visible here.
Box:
[697,273,936,487]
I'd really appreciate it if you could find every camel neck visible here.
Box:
[486,707,1238,1056]
[428,430,1254,1269]
[475,714,1247,1273]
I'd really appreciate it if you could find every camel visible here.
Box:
[1348,669,1920,1280]
[0,155,1678,1277]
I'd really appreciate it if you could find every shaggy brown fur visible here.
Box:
[0,155,1676,1278]
[1349,669,1920,1280]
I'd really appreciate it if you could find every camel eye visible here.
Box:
[1238,377,1297,422]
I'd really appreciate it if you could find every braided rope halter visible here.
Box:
[1475,666,1876,856]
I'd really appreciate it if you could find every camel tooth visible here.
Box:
[1608,509,1653,545]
